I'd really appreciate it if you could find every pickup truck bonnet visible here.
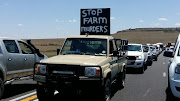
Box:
[128,51,143,56]
[40,55,108,66]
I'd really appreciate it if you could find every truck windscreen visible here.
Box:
[60,38,107,56]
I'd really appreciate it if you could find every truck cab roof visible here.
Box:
[128,43,142,46]
[67,35,114,40]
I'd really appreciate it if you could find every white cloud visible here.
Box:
[55,19,59,22]
[175,23,180,26]
[158,18,168,21]
[139,20,144,23]
[110,17,115,20]
[69,19,77,23]
[17,24,23,27]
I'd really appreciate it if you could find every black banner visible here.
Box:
[80,8,110,35]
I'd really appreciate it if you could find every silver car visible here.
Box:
[0,37,47,99]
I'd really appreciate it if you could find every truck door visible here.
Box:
[109,40,119,79]
[115,39,128,72]
[18,41,35,74]
[3,40,24,73]
[0,45,5,69]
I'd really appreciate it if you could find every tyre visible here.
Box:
[0,78,4,99]
[147,61,153,66]
[144,63,147,70]
[168,75,170,89]
[101,77,111,101]
[154,57,157,61]
[37,84,55,101]
[139,66,144,74]
[117,69,126,89]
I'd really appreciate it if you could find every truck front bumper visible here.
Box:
[127,60,144,68]
[170,78,180,98]
[34,74,103,89]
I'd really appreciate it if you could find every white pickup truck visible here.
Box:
[127,43,148,73]
[0,37,47,99]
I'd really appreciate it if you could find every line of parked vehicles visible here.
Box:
[127,43,164,73]
[0,35,166,101]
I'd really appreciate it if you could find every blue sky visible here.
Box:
[0,0,180,39]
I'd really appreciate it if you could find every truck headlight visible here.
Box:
[85,67,100,77]
[175,66,180,74]
[37,64,47,74]
[136,56,142,60]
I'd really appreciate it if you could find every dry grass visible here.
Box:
[112,31,179,44]
[31,38,65,57]
[30,30,180,57]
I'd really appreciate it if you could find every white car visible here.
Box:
[127,43,148,73]
[143,45,153,66]
[150,46,158,61]
[153,44,160,55]
[164,34,180,98]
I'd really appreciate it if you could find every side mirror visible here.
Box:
[163,51,174,58]
[113,50,119,57]
[57,49,60,55]
[35,49,44,57]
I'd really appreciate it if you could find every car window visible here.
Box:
[174,42,179,52]
[18,41,34,54]
[143,46,149,51]
[178,47,180,56]
[128,45,142,52]
[0,46,2,54]
[3,40,19,53]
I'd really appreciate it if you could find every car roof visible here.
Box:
[0,37,23,41]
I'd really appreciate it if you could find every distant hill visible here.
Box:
[31,27,180,57]
[112,27,180,44]
[117,27,180,33]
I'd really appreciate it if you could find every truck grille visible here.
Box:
[47,64,85,76]
[127,56,136,60]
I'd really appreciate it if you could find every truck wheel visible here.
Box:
[148,61,153,66]
[155,57,157,61]
[117,69,126,89]
[139,66,144,74]
[37,84,55,101]
[0,78,4,99]
[101,78,111,101]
